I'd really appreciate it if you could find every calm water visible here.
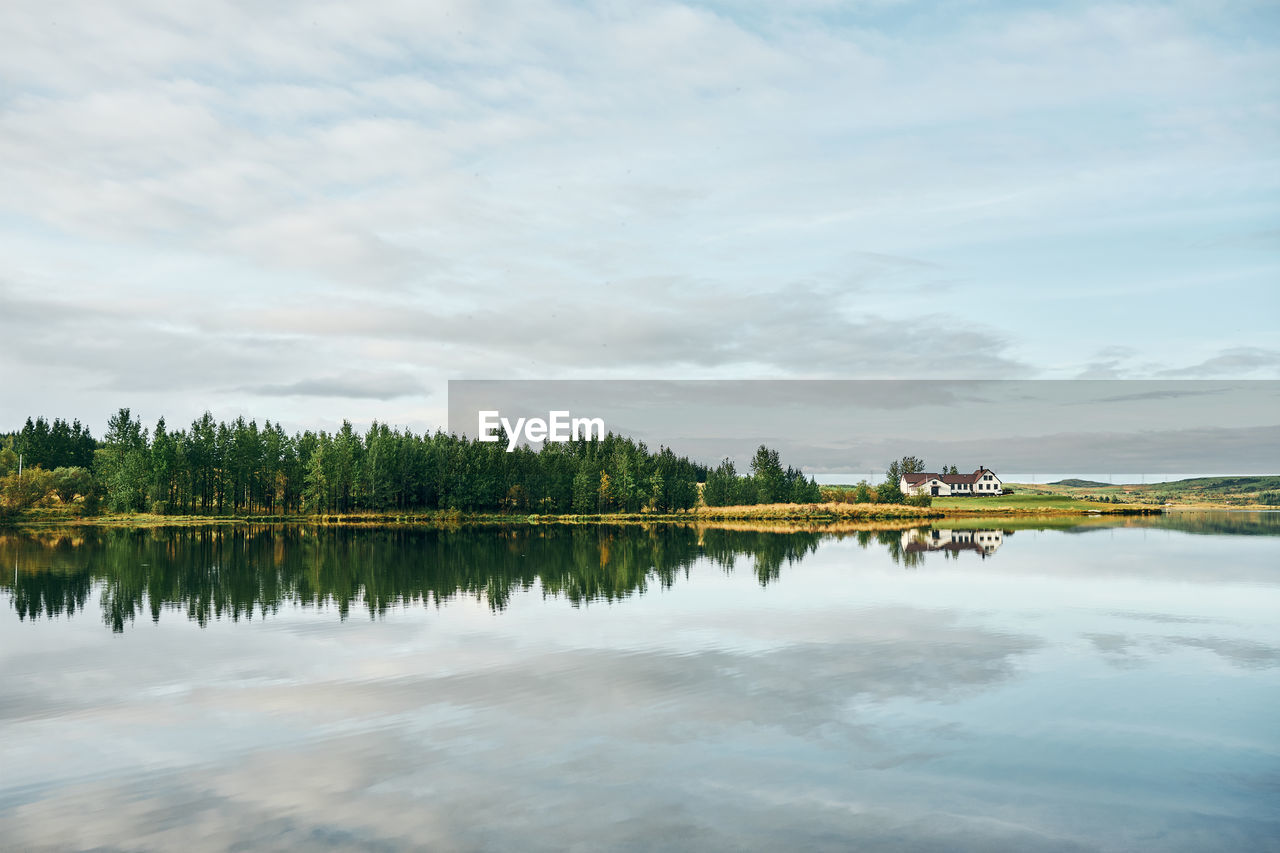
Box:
[1,514,1278,852]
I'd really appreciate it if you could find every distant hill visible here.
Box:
[1035,475,1280,507]
[1145,476,1280,493]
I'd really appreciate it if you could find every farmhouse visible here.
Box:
[900,467,1002,497]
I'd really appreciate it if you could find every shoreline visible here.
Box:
[0,501,1164,531]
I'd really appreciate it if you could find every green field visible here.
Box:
[932,493,1132,512]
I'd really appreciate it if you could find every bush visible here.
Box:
[52,466,94,503]
[1,467,57,512]
[876,481,905,504]
[906,494,932,507]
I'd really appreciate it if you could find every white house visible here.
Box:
[900,467,1002,497]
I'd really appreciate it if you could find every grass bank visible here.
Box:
[932,493,1157,514]
[2,496,1160,531]
[3,501,941,530]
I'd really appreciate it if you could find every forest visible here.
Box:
[0,409,823,518]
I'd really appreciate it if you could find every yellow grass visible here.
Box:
[691,502,942,520]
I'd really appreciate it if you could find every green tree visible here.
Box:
[703,458,737,507]
[750,445,786,503]
[885,455,926,485]
[51,466,94,503]
[302,443,330,513]
[0,443,17,477]
[98,408,149,512]
[571,464,596,513]
[876,479,905,504]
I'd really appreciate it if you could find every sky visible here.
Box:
[447,379,1280,476]
[1,0,1278,439]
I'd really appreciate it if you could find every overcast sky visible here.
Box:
[1,0,1278,437]
[448,379,1280,476]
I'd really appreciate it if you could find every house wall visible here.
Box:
[901,476,952,496]
[901,471,1002,496]
[974,471,1002,493]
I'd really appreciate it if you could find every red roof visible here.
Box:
[903,469,994,485]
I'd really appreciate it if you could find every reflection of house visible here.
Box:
[901,528,1004,556]
[901,468,1001,497]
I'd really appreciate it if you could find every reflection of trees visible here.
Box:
[0,526,829,631]
[876,530,926,569]
[699,529,822,585]
[11,568,92,622]
[19,513,1272,629]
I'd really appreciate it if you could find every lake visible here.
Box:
[2,513,1278,851]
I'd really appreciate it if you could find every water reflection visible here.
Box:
[1,513,1277,851]
[902,527,1003,556]
[4,512,1275,631]
[2,525,824,631]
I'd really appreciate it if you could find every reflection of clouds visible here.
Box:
[1083,632,1280,671]
[0,607,1043,851]
[2,524,1278,851]
[1083,633,1148,670]
[0,607,1040,737]
[1166,636,1280,670]
[1085,633,1138,656]
[4,735,1106,853]
[1108,611,1219,625]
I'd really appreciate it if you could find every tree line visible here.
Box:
[1,409,822,517]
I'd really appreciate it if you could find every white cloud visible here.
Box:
[1,0,1277,430]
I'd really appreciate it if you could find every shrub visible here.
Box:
[876,481,905,504]
[1,468,57,512]
[52,466,95,503]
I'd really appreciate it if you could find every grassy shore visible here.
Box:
[1,496,1160,530]
[2,502,940,530]
[932,493,1156,513]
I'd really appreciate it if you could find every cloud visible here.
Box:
[239,375,428,400]
[238,285,1029,377]
[1083,388,1232,405]
[1,0,1277,431]
[1159,348,1280,379]
[445,379,1280,474]
[839,425,1280,476]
